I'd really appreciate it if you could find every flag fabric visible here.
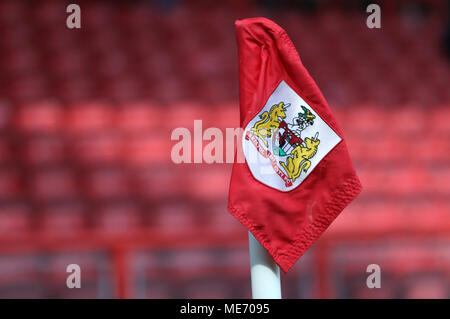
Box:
[228,17,362,272]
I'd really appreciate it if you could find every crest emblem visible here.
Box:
[242,81,341,192]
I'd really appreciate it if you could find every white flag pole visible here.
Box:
[248,232,282,299]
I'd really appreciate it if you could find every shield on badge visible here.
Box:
[242,80,342,192]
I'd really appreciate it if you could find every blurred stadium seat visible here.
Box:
[0,0,448,298]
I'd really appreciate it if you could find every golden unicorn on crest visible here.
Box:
[251,102,288,147]
[280,133,320,183]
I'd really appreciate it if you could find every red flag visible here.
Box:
[228,17,362,272]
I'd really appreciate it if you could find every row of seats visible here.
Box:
[0,2,448,105]
[1,133,447,166]
[0,241,448,298]
[1,197,448,237]
[2,101,449,133]
[0,164,449,200]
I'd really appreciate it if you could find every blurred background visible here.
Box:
[0,0,449,298]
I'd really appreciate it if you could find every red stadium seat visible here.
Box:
[29,168,79,201]
[0,138,13,164]
[20,135,66,166]
[151,203,197,235]
[40,203,85,236]
[186,166,231,201]
[96,202,141,234]
[83,167,131,200]
[123,133,172,166]
[134,166,189,200]
[15,100,63,133]
[115,101,161,133]
[0,169,22,199]
[0,201,30,237]
[65,101,114,134]
[71,131,122,166]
